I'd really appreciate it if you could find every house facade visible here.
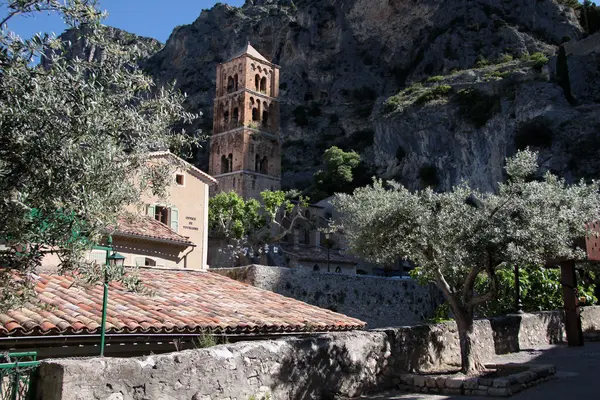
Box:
[42,151,217,271]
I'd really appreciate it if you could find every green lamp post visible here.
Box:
[100,242,125,357]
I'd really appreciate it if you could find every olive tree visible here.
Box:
[334,150,600,374]
[209,190,309,262]
[0,1,199,309]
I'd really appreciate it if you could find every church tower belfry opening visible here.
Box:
[208,43,282,199]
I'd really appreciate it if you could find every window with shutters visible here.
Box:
[147,205,179,232]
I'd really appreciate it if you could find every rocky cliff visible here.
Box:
[61,0,600,193]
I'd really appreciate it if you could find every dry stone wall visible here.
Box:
[211,265,444,328]
[35,307,600,400]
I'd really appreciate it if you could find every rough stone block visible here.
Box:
[479,378,493,386]
[464,378,479,389]
[488,387,510,397]
[435,376,447,388]
[509,383,523,394]
[413,375,426,387]
[445,377,464,389]
[398,374,414,385]
[425,376,437,388]
[493,378,510,388]
[474,389,489,396]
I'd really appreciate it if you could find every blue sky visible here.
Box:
[1,0,245,42]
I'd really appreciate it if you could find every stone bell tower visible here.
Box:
[208,43,282,199]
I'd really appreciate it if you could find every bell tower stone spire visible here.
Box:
[208,44,281,199]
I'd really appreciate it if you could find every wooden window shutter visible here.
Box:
[147,204,156,218]
[170,207,179,232]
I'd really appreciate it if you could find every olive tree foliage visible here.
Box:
[0,1,199,309]
[208,190,309,262]
[334,150,600,374]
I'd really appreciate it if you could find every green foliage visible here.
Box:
[523,52,549,70]
[334,150,600,371]
[208,192,264,240]
[475,56,490,68]
[426,75,444,83]
[497,53,514,63]
[0,1,198,310]
[384,83,452,113]
[581,0,600,34]
[313,146,361,198]
[415,85,452,105]
[557,0,582,9]
[454,88,501,128]
[475,265,597,317]
[427,302,452,324]
[208,190,309,252]
[515,117,554,150]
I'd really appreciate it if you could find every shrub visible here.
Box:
[415,85,452,105]
[528,52,549,70]
[426,75,444,83]
[497,53,513,63]
[514,117,554,150]
[475,56,490,68]
[454,88,501,128]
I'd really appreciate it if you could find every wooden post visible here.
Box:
[560,261,584,347]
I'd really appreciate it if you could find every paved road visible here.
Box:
[354,342,600,399]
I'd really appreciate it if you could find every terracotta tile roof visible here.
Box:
[115,216,193,246]
[0,270,365,337]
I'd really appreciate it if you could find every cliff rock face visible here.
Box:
[63,0,600,192]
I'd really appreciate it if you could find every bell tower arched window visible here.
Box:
[233,107,239,123]
[233,74,239,91]
[255,74,260,91]
[220,155,228,174]
[260,156,268,174]
[260,77,267,93]
[227,76,235,93]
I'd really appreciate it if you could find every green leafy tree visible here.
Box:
[334,150,600,374]
[311,146,360,200]
[209,190,309,260]
[0,1,199,309]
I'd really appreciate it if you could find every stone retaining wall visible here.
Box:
[35,307,600,400]
[211,265,443,328]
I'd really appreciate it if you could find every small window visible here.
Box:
[175,174,185,186]
[335,266,342,273]
[145,258,156,267]
[155,206,169,225]
[313,264,320,272]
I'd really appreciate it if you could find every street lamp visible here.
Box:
[100,246,125,357]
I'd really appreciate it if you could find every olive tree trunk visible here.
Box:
[455,312,485,375]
